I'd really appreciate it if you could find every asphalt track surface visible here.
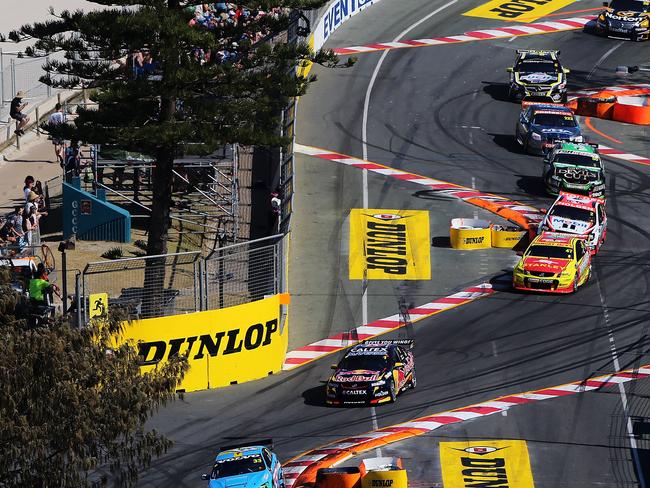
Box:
[139,1,650,486]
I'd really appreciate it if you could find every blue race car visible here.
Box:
[515,103,584,155]
[202,442,285,488]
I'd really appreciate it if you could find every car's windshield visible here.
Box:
[527,245,574,260]
[554,153,601,168]
[211,456,266,479]
[609,0,649,12]
[339,354,387,371]
[517,60,557,73]
[533,113,577,127]
[550,205,596,223]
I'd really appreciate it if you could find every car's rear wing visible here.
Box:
[363,339,414,349]
[521,99,568,111]
[517,49,560,56]
[219,439,273,451]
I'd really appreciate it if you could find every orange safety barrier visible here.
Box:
[465,197,532,230]
[572,88,650,125]
[292,428,427,487]
[315,468,361,488]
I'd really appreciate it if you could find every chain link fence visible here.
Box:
[80,234,284,324]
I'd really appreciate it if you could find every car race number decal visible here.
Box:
[463,0,575,22]
[440,440,535,488]
[349,209,431,280]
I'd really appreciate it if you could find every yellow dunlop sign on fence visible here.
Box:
[117,294,287,392]
[440,440,535,488]
[349,209,431,280]
[463,0,575,22]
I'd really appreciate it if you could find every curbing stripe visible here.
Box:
[282,282,495,370]
[284,364,650,488]
[331,16,594,55]
[294,143,545,229]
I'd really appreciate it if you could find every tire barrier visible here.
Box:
[316,467,361,488]
[449,219,529,251]
[449,218,492,250]
[491,225,528,249]
[284,365,650,488]
[568,85,650,125]
[360,458,407,488]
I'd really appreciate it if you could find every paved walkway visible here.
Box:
[0,133,61,207]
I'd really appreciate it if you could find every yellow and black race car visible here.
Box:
[596,0,650,41]
[506,50,569,103]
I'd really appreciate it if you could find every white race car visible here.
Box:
[538,192,607,254]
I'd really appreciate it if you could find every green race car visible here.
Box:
[542,142,606,198]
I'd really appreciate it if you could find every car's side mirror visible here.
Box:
[330,364,338,370]
[603,1,608,6]
[540,208,547,214]
[563,68,570,74]
[202,474,209,480]
[516,251,524,256]
[394,362,404,368]
[506,67,514,73]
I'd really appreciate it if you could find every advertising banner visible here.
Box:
[440,440,535,488]
[119,295,287,392]
[313,0,384,50]
[349,209,431,280]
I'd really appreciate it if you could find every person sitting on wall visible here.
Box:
[10,91,30,136]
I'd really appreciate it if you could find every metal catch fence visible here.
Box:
[80,234,284,323]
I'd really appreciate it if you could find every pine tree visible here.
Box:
[5,0,337,314]
[0,267,188,486]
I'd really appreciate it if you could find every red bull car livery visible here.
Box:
[326,340,415,406]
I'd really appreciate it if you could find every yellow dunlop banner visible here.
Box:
[440,440,535,488]
[349,209,431,280]
[463,0,575,22]
[118,295,287,392]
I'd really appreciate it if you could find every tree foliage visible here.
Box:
[5,0,338,258]
[0,268,188,487]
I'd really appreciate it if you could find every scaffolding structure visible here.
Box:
[80,144,243,255]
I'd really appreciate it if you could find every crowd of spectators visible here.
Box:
[0,176,48,253]
[188,3,284,63]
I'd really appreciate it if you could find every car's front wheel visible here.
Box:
[408,368,417,390]
[389,380,398,403]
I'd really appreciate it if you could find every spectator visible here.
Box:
[29,263,59,306]
[8,206,24,229]
[64,141,82,181]
[23,176,35,202]
[48,103,66,165]
[25,191,47,218]
[0,221,20,248]
[23,204,41,247]
[10,91,30,136]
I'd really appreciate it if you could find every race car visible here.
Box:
[542,142,606,197]
[538,192,607,253]
[596,0,650,41]
[202,443,285,488]
[515,104,584,155]
[325,340,415,406]
[506,50,569,102]
[512,231,592,293]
